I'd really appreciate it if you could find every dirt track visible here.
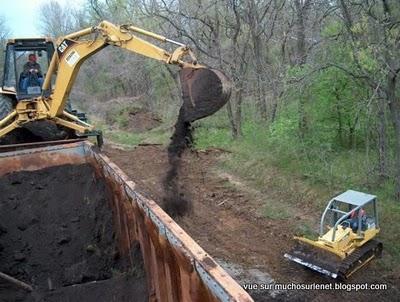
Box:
[105,144,399,301]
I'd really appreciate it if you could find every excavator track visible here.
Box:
[284,240,383,279]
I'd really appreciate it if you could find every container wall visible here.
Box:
[0,141,253,302]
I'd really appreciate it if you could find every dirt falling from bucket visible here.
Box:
[162,68,230,217]
[162,108,193,217]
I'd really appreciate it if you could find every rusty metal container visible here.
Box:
[0,141,252,302]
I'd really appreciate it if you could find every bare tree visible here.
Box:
[224,0,250,137]
[0,16,10,41]
[0,16,11,78]
[38,0,78,37]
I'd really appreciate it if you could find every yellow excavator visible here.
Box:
[0,21,231,146]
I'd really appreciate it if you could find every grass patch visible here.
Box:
[263,202,291,220]
[93,119,171,147]
[108,131,142,146]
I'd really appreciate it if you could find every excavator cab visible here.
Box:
[2,38,54,100]
[0,38,85,145]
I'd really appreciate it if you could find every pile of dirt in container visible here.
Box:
[0,164,147,302]
[162,68,231,217]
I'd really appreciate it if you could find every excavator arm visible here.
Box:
[0,20,230,144]
[44,21,202,117]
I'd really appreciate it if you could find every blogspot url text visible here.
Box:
[243,282,388,292]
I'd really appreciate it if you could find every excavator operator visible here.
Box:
[20,54,43,91]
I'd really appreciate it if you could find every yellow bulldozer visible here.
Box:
[0,21,231,146]
[285,190,382,279]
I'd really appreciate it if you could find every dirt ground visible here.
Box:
[104,144,399,302]
[0,164,147,302]
[126,109,162,133]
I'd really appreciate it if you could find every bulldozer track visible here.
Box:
[338,240,383,279]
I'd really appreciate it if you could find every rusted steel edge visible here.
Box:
[0,139,85,153]
[87,143,253,302]
[0,141,86,159]
[0,142,89,177]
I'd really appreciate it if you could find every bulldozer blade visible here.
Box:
[179,67,232,122]
[284,241,341,278]
[284,252,339,279]
[284,239,383,280]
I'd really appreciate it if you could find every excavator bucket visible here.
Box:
[179,67,232,122]
[284,239,383,279]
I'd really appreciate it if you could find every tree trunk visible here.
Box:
[294,0,308,66]
[298,95,307,138]
[387,72,400,200]
[253,35,267,121]
[334,88,343,145]
[226,85,243,139]
[294,0,310,137]
[234,88,243,137]
[392,113,400,200]
[270,84,280,123]
[226,100,238,138]
[377,96,387,179]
